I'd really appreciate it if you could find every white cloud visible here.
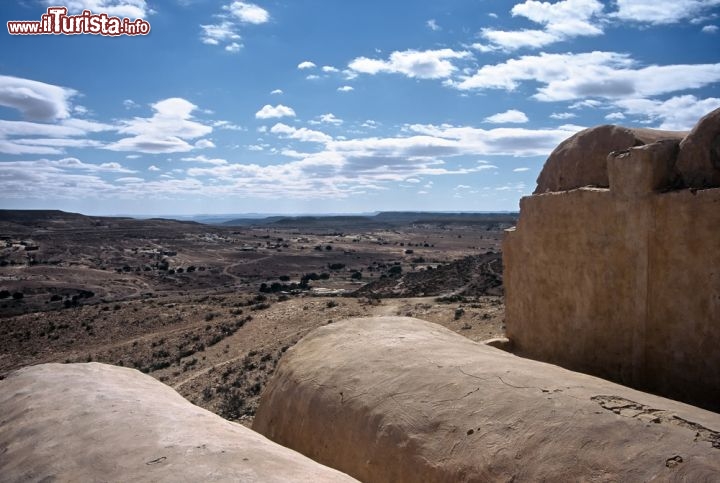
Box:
[612,95,720,130]
[194,139,216,149]
[180,155,228,165]
[255,104,296,119]
[611,0,720,25]
[702,25,719,33]
[212,120,244,131]
[337,85,354,92]
[200,22,240,45]
[148,165,161,171]
[225,42,242,53]
[322,66,339,73]
[298,61,316,70]
[270,89,283,95]
[513,167,530,172]
[349,49,471,79]
[270,123,333,144]
[50,0,149,18]
[0,111,115,155]
[453,51,720,102]
[427,19,440,31]
[306,74,321,80]
[605,112,626,121]
[481,0,604,50]
[0,75,76,121]
[224,1,270,24]
[317,113,343,126]
[107,98,213,153]
[123,99,138,109]
[484,109,529,124]
[550,112,576,120]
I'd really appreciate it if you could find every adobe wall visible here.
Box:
[504,124,720,410]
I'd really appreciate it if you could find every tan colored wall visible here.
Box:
[504,149,720,410]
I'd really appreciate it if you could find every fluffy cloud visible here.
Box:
[224,2,270,24]
[225,42,242,53]
[107,98,213,153]
[0,75,76,122]
[610,0,720,25]
[337,86,354,92]
[349,49,471,79]
[270,89,284,95]
[180,155,228,165]
[298,61,316,70]
[255,104,296,119]
[200,22,240,45]
[612,95,720,130]
[702,25,719,33]
[201,2,269,50]
[270,123,333,143]
[484,109,529,124]
[481,0,604,50]
[453,51,720,102]
[48,0,149,18]
[315,113,343,126]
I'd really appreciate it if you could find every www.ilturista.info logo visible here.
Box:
[7,6,151,36]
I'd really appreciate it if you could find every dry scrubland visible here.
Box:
[0,210,512,425]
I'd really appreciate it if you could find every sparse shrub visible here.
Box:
[219,391,247,420]
[454,307,465,320]
[0,290,10,299]
[328,263,345,270]
[326,300,339,308]
[350,271,362,280]
[12,292,24,300]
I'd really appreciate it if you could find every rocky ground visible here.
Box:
[0,210,509,426]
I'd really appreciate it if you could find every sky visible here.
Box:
[0,0,719,216]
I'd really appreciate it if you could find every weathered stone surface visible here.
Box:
[504,186,720,411]
[253,316,720,483]
[607,139,681,197]
[676,107,720,188]
[534,125,686,193]
[0,363,357,483]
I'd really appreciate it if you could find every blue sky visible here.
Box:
[1,0,719,216]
